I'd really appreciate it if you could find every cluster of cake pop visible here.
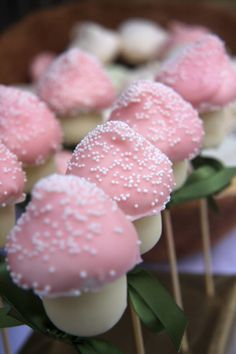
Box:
[6,118,174,335]
[2,15,236,343]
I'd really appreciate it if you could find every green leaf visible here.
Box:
[169,158,236,207]
[128,268,187,351]
[129,287,164,333]
[77,339,125,354]
[0,304,23,328]
[0,260,55,334]
[192,156,224,170]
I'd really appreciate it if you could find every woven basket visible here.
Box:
[0,0,236,261]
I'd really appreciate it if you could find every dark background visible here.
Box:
[0,0,77,31]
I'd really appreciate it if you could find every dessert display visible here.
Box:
[0,85,62,193]
[109,80,204,189]
[1,2,236,354]
[66,120,174,254]
[37,48,116,146]
[69,22,121,64]
[6,174,141,336]
[0,142,25,246]
[156,34,236,148]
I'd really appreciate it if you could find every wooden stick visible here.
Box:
[129,302,146,354]
[199,199,215,297]
[208,282,236,354]
[1,330,11,354]
[0,298,11,354]
[163,209,189,353]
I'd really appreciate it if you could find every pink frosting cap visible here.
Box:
[0,142,26,207]
[156,34,236,111]
[30,51,56,82]
[160,21,210,58]
[6,174,141,297]
[109,81,204,162]
[0,86,62,166]
[206,60,236,109]
[66,121,174,221]
[37,48,116,116]
[55,150,72,175]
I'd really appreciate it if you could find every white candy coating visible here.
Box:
[119,19,168,64]
[70,22,121,63]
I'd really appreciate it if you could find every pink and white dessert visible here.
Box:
[0,142,25,246]
[6,174,140,336]
[156,35,236,147]
[29,51,56,82]
[0,85,62,192]
[109,80,204,189]
[67,120,174,254]
[70,22,121,64]
[37,48,116,145]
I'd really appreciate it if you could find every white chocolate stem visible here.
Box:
[43,275,127,337]
[199,199,215,297]
[163,210,189,352]
[172,160,189,191]
[59,112,103,145]
[133,213,162,254]
[201,107,234,148]
[0,205,15,247]
[130,302,146,354]
[24,156,56,193]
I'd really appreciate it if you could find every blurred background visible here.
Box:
[0,0,78,31]
[1,0,236,32]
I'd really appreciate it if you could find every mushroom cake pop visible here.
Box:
[6,174,141,336]
[109,80,204,189]
[67,120,174,254]
[37,48,116,145]
[69,22,121,64]
[0,142,25,246]
[0,85,62,192]
[156,35,236,148]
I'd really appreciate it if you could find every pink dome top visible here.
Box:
[30,51,56,82]
[109,81,204,162]
[66,121,174,221]
[37,48,116,116]
[160,21,210,58]
[0,86,62,166]
[55,150,72,175]
[6,174,141,297]
[156,34,236,112]
[0,142,26,207]
[206,59,236,109]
